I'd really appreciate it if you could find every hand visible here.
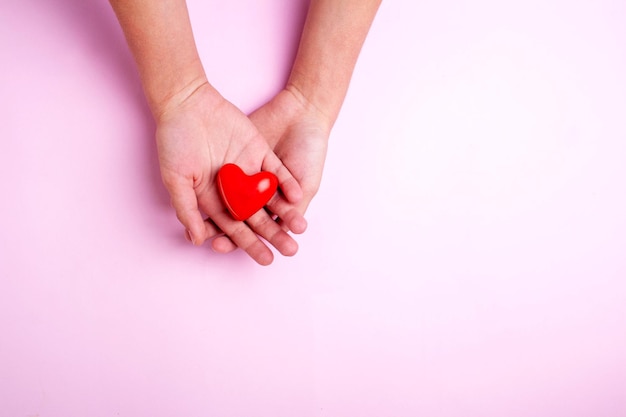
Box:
[156,82,307,265]
[212,87,331,253]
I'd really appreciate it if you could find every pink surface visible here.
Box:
[1,0,626,416]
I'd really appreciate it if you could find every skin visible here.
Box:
[109,0,381,263]
[109,0,306,266]
[213,0,382,253]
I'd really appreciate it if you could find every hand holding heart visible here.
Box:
[109,0,381,265]
[155,82,307,266]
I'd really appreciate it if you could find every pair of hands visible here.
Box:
[156,81,330,265]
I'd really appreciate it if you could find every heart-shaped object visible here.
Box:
[217,163,278,221]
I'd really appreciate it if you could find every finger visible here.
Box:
[265,195,308,234]
[212,235,238,253]
[185,189,237,253]
[191,216,232,250]
[196,217,223,242]
[163,175,206,245]
[209,209,275,266]
[195,181,276,265]
[245,209,299,257]
[261,152,303,204]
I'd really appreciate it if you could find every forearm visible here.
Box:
[109,0,210,118]
[287,0,381,128]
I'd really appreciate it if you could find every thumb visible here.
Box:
[163,174,206,245]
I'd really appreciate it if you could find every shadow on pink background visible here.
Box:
[1,0,625,416]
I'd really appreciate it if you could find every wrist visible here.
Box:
[146,61,210,122]
[152,77,209,123]
[284,81,335,135]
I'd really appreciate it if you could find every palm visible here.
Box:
[265,120,328,217]
[256,89,329,210]
[156,84,304,265]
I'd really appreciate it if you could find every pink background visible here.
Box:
[1,0,626,415]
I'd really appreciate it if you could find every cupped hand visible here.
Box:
[212,86,331,254]
[155,82,306,265]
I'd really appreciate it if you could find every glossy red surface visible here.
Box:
[217,163,278,221]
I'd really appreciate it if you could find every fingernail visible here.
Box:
[185,229,195,245]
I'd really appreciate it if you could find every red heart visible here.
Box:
[217,163,278,221]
